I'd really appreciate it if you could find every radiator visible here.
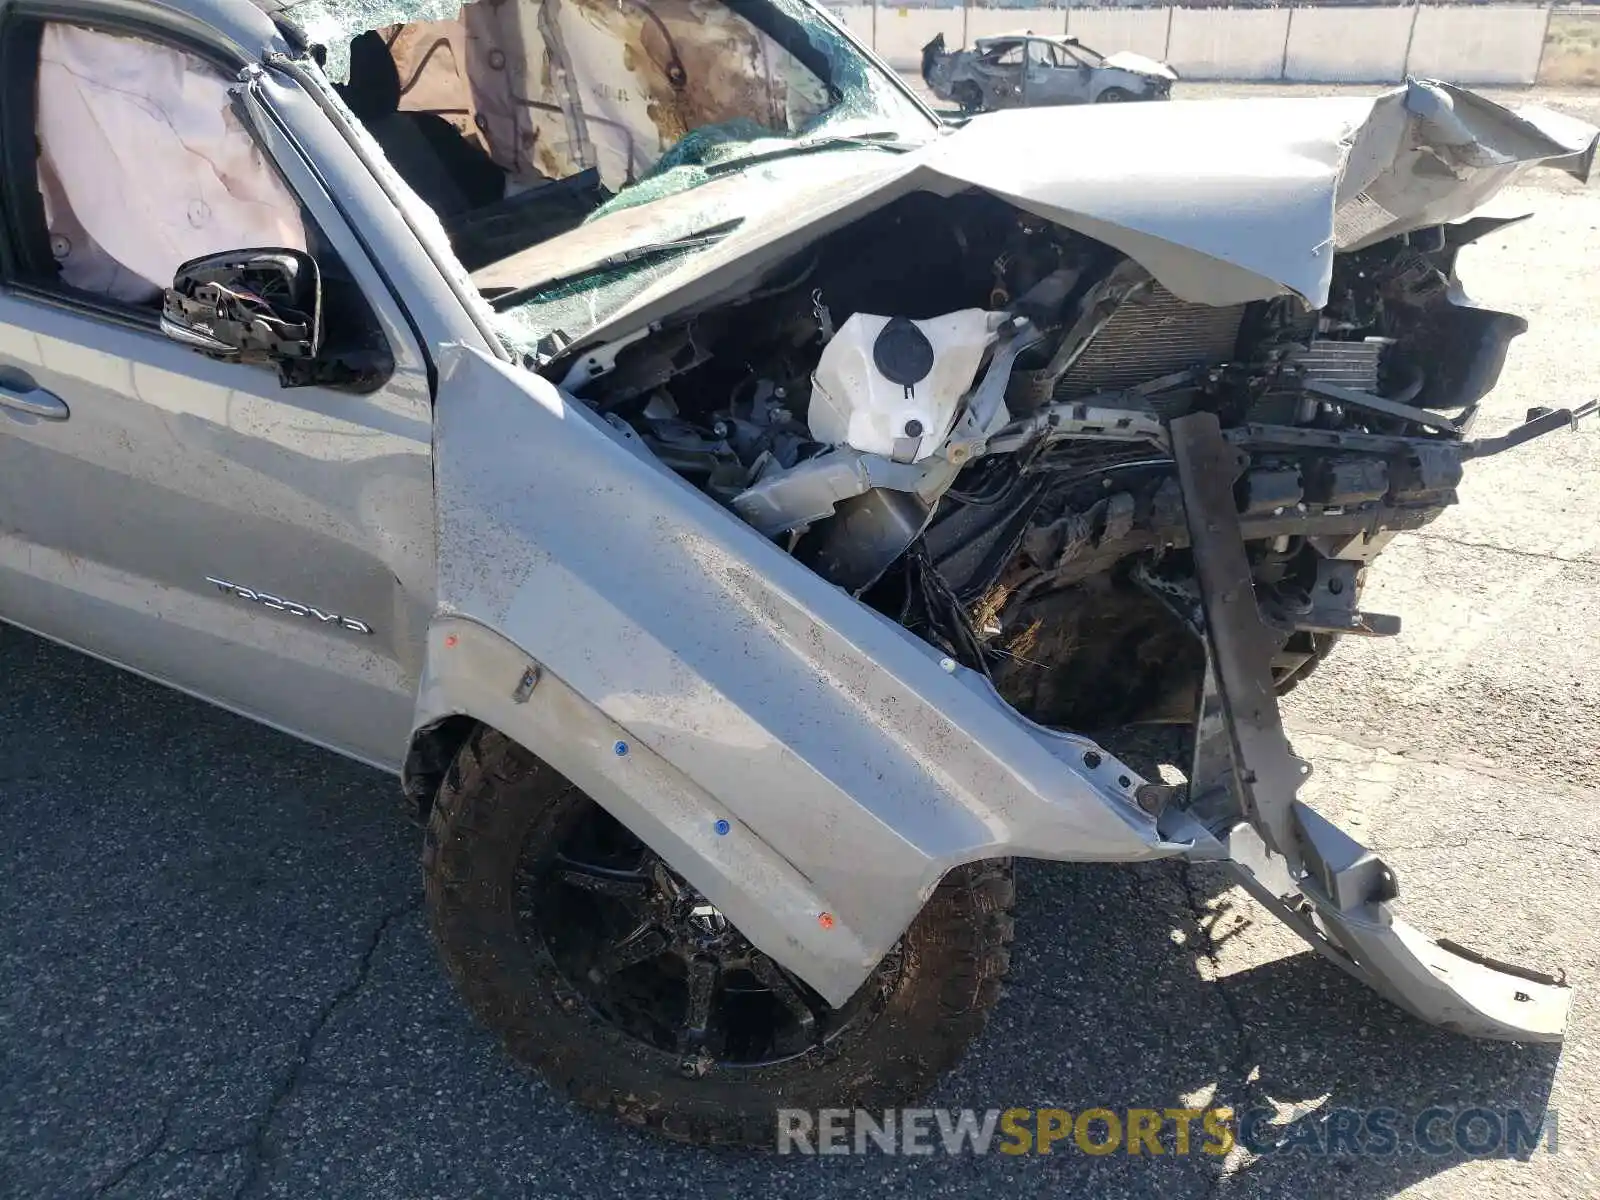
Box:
[1055,284,1246,400]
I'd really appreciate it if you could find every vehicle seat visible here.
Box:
[336,31,505,219]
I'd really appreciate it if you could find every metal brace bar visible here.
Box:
[1465,398,1598,458]
[1306,379,1461,432]
[1166,410,1571,1042]
[1168,412,1309,865]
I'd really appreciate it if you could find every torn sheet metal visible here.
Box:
[1161,410,1569,1042]
[549,79,1596,350]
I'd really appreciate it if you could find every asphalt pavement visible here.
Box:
[3,105,1599,1200]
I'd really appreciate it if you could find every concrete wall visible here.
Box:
[1283,6,1416,82]
[1167,7,1292,79]
[840,4,1555,85]
[1406,6,1550,84]
[863,7,964,68]
[1065,8,1172,63]
[968,6,1068,43]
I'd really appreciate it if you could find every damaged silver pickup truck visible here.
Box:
[0,0,1595,1147]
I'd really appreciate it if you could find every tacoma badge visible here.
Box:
[204,577,374,635]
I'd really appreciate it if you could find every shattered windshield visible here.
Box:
[281,0,932,350]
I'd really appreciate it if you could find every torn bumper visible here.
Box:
[1211,819,1571,1042]
[1156,412,1569,1042]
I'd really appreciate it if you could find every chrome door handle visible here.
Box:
[0,383,69,420]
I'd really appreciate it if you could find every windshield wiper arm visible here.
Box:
[703,132,918,176]
[488,218,745,311]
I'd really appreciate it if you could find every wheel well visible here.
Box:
[403,714,480,821]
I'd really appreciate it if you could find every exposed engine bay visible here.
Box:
[421,76,1598,1054]
[556,191,1535,731]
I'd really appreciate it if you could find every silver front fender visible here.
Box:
[420,345,1184,1005]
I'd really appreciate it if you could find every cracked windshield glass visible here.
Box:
[288,0,933,351]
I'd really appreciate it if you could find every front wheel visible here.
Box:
[1096,87,1135,103]
[423,726,1015,1145]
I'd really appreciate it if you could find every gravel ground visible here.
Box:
[3,84,1599,1200]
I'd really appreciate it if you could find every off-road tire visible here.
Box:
[423,725,1015,1146]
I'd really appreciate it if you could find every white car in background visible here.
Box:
[922,31,1177,111]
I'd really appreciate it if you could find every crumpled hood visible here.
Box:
[539,80,1597,352]
[1101,50,1177,81]
[929,80,1596,304]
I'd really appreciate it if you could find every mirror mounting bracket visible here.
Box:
[160,248,323,381]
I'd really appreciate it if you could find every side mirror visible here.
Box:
[161,249,322,368]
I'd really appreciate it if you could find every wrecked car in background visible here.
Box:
[0,0,1595,1149]
[922,31,1176,111]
